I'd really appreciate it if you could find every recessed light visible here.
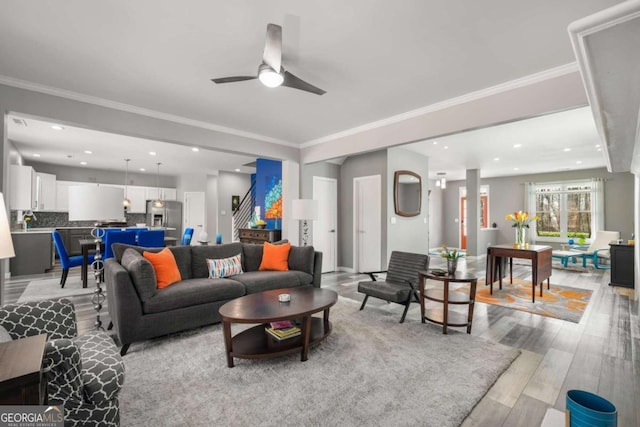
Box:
[595,144,601,148]
[149,151,156,156]
[494,157,500,161]
[80,161,87,165]
[576,160,582,164]
[432,141,438,145]
[33,153,41,157]
[84,150,92,154]
[139,168,146,172]
[444,146,449,150]
[597,148,602,151]
[235,168,241,172]
[563,148,571,152]
[51,125,64,131]
[513,144,522,148]
[192,147,200,152]
[513,167,519,171]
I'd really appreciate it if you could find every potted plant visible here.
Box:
[440,246,464,274]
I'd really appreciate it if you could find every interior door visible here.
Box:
[184,192,205,244]
[460,197,467,250]
[313,176,337,273]
[354,175,381,273]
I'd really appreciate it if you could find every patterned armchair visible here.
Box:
[0,298,125,427]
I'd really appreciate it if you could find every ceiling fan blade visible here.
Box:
[263,23,282,72]
[282,71,326,95]
[211,76,257,84]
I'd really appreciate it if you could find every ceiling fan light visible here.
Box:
[258,64,283,88]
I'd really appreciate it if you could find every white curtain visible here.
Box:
[592,178,605,231]
[524,182,537,243]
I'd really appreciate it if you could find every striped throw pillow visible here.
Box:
[207,254,243,279]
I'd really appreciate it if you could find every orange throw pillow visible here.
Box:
[143,247,182,289]
[259,242,291,271]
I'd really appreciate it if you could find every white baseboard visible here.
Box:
[337,266,355,273]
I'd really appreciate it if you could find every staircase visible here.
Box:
[232,179,256,242]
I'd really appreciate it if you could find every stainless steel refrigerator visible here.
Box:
[146,200,182,240]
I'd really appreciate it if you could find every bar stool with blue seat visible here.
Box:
[137,229,165,248]
[181,228,194,245]
[52,230,95,288]
[103,230,137,260]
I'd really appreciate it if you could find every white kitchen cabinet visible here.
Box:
[35,172,57,211]
[162,188,177,201]
[9,165,37,210]
[126,186,147,213]
[145,187,160,201]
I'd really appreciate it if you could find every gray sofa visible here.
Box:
[104,242,322,355]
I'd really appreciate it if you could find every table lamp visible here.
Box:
[69,185,124,330]
[0,193,16,260]
[292,199,318,246]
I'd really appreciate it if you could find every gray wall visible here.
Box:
[386,147,429,259]
[441,168,634,249]
[428,179,444,249]
[217,171,252,244]
[339,150,387,270]
[301,161,340,245]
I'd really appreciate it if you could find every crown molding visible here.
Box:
[300,63,580,148]
[0,74,298,148]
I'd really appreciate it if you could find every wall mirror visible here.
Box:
[394,170,422,217]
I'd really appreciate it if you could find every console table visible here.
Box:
[239,228,282,244]
[0,334,47,404]
[486,244,552,303]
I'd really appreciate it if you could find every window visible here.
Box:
[527,179,604,242]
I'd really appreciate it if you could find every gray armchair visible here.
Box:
[357,251,430,323]
[0,298,125,427]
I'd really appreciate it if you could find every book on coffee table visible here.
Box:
[265,326,301,341]
[270,320,294,329]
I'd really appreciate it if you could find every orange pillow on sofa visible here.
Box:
[143,247,182,289]
[259,242,291,271]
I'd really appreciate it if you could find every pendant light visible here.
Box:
[123,159,131,209]
[153,162,164,208]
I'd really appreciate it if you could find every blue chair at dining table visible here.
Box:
[103,230,137,260]
[52,230,95,288]
[137,229,165,248]
[181,228,194,245]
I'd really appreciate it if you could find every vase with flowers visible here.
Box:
[440,246,464,274]
[505,210,540,248]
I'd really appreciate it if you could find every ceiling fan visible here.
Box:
[211,23,326,96]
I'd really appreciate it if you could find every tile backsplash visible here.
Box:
[10,211,147,230]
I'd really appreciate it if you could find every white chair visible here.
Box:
[574,230,620,269]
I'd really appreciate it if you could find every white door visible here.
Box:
[313,176,337,273]
[354,175,381,273]
[184,192,205,244]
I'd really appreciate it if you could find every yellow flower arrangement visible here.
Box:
[505,210,539,229]
[439,246,464,260]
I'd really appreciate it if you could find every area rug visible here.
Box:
[17,276,93,303]
[119,298,519,427]
[459,278,592,323]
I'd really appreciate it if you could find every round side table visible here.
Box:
[418,270,478,334]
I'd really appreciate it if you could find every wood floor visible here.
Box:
[4,256,638,426]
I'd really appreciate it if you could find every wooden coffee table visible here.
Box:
[219,287,338,368]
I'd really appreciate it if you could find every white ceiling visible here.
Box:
[0,0,623,177]
[403,107,606,180]
[7,115,257,175]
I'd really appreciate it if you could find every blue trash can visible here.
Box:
[566,390,617,426]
